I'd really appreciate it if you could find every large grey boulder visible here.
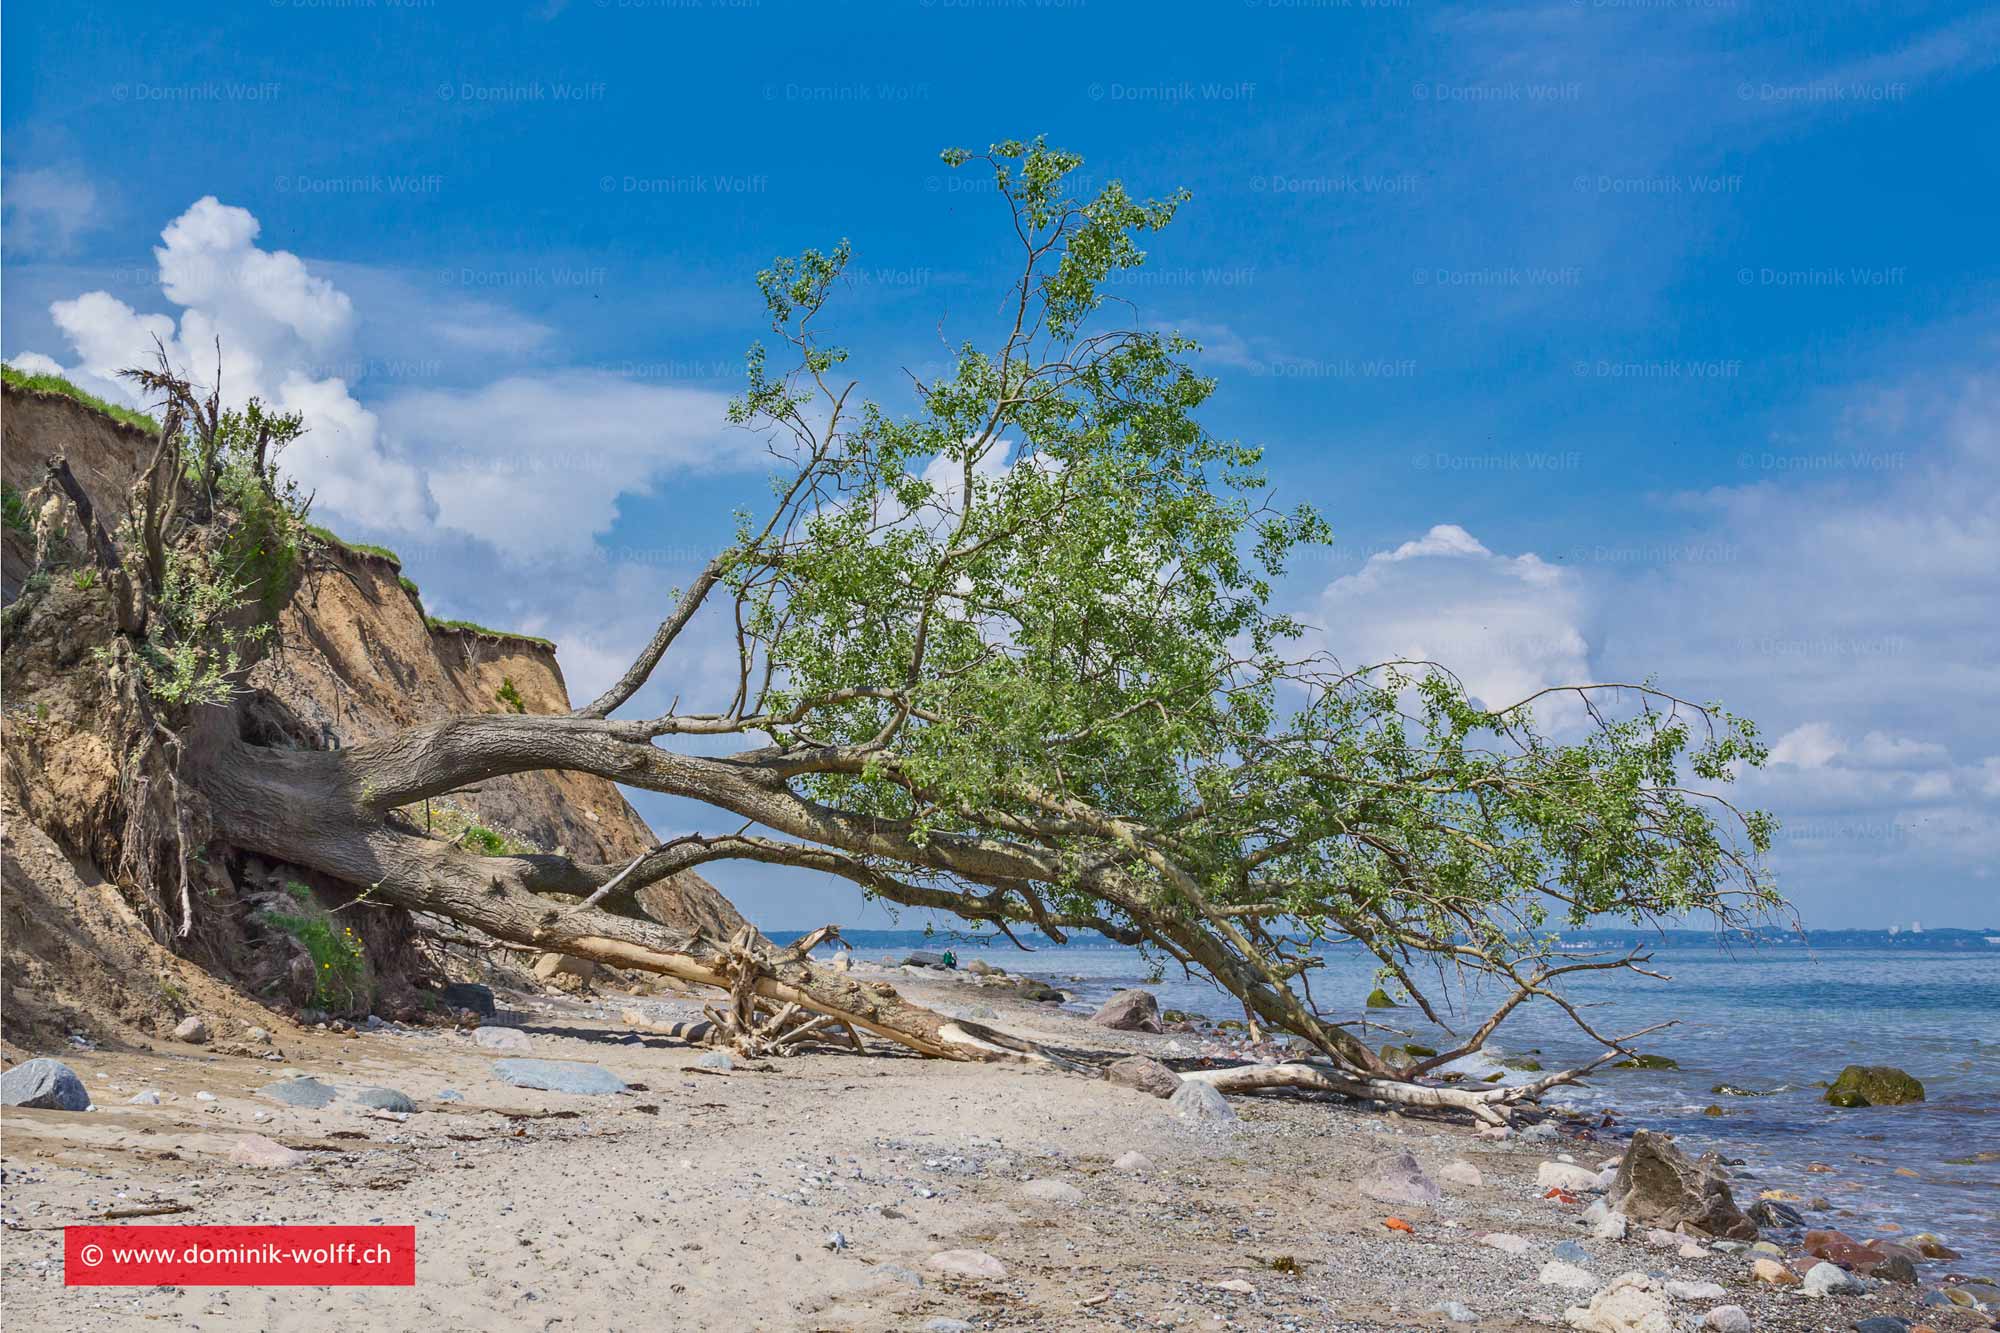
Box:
[353,1087,416,1113]
[1169,1079,1237,1125]
[1103,1055,1182,1099]
[473,1025,533,1054]
[1091,989,1162,1033]
[903,951,950,968]
[258,1076,339,1109]
[491,1059,627,1095]
[440,982,496,1017]
[1608,1128,1756,1240]
[0,1058,90,1111]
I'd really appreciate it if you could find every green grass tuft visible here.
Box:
[2,363,161,434]
[303,522,403,565]
[427,617,555,650]
[2,482,32,537]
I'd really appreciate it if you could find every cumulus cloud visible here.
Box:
[2,166,101,256]
[1300,363,2000,923]
[375,373,747,554]
[1312,522,1592,719]
[22,196,432,530]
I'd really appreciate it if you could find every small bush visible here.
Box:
[495,677,526,713]
[2,482,31,536]
[260,884,368,1010]
[460,823,517,856]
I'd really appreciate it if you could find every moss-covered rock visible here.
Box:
[1499,1055,1544,1072]
[1824,1064,1925,1108]
[1364,987,1397,1009]
[1612,1053,1681,1070]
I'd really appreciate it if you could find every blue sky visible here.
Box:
[6,0,1997,929]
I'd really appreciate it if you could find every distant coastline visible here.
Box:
[775,925,2000,952]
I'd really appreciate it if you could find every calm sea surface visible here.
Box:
[785,933,1999,1269]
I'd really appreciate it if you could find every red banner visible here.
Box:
[65,1225,416,1286]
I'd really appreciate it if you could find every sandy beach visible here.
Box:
[1,963,1976,1332]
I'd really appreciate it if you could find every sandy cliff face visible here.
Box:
[1,381,747,940]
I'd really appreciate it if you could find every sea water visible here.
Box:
[784,932,1999,1269]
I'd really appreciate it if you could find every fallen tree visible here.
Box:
[11,139,1779,1120]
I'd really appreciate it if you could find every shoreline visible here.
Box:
[2,963,1987,1331]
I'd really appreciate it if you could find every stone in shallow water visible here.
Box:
[0,1058,90,1111]
[1823,1064,1924,1108]
[491,1059,627,1095]
[258,1077,338,1109]
[353,1087,415,1113]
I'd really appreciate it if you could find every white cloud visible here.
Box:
[24,196,431,530]
[1312,523,1592,719]
[2,351,70,379]
[1770,722,1845,770]
[2,166,101,257]
[375,373,748,555]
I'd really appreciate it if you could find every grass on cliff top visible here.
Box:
[2,363,161,434]
[427,616,556,650]
[304,521,402,566]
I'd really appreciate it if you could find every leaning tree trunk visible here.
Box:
[180,708,1064,1066]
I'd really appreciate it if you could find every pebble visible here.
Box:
[1113,1151,1154,1172]
[436,1090,464,1102]
[1852,1319,1911,1333]
[1021,1179,1084,1204]
[173,1016,209,1044]
[1553,1240,1592,1264]
[1749,1257,1799,1286]
[490,1059,627,1095]
[1591,1210,1628,1241]
[692,1052,735,1074]
[1665,1280,1728,1300]
[1801,1261,1860,1297]
[926,1250,1007,1280]
[195,1090,218,1102]
[1702,1306,1752,1333]
[924,1321,973,1333]
[823,1231,847,1251]
[1519,1122,1560,1143]
[1430,1299,1477,1323]
[1677,1243,1709,1259]
[874,1264,923,1288]
[1538,1260,1597,1290]
[127,1089,164,1105]
[1642,1228,1679,1249]
[1209,1279,1255,1295]
[1481,1232,1532,1256]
